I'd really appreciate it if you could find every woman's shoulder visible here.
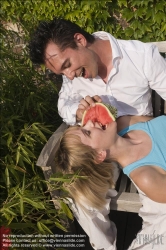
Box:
[130,165,166,203]
[117,115,153,133]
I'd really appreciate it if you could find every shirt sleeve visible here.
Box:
[66,164,120,250]
[67,191,117,250]
[58,76,83,125]
[145,44,166,100]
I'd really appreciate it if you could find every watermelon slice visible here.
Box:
[81,103,117,127]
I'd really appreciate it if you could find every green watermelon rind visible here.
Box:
[104,103,117,119]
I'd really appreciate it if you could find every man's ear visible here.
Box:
[96,150,107,163]
[74,33,87,47]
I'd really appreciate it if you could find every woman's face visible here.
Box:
[73,120,117,150]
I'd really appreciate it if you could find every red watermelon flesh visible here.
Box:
[81,103,117,127]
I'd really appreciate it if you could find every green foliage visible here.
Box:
[0,25,73,246]
[1,0,166,41]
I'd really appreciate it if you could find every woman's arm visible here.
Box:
[130,165,166,203]
[117,115,153,133]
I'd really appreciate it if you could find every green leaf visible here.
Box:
[16,146,20,165]
[7,132,13,147]
[154,11,166,24]
[40,219,55,224]
[118,0,128,8]
[32,124,47,142]
[130,0,143,6]
[19,154,31,165]
[23,197,45,210]
[134,7,145,18]
[122,8,134,21]
[20,144,36,159]
[2,1,10,8]
[142,23,152,33]
[155,3,165,12]
[22,173,25,190]
[5,167,10,190]
[55,222,68,232]
[50,177,72,183]
[39,222,53,234]
[161,22,166,32]
[3,208,17,216]
[60,201,73,220]
[8,164,26,173]
[40,64,46,73]
[131,20,140,29]
[37,221,45,234]
[20,198,24,216]
[19,147,32,164]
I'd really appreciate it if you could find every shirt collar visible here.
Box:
[92,31,123,61]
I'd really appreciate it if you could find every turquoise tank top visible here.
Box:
[118,116,166,176]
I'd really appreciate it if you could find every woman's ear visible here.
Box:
[96,150,107,163]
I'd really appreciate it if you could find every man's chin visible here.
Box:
[89,72,98,79]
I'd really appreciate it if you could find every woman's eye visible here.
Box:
[85,130,91,136]
[82,129,91,137]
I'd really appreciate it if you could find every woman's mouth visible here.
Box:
[99,123,107,130]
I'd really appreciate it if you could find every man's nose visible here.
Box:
[64,69,75,80]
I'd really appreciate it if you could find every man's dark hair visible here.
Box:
[29,17,95,65]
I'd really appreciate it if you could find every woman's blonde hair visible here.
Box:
[55,126,115,210]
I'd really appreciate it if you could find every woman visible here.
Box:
[56,114,166,249]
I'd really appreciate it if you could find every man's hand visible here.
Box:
[76,95,102,122]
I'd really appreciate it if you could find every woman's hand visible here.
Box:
[76,95,102,122]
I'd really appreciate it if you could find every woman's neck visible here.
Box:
[108,130,152,168]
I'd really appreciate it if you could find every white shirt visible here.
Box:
[58,32,166,125]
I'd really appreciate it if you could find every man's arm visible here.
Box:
[145,44,166,100]
[58,76,83,125]
[58,76,102,125]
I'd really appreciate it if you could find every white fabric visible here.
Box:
[128,181,166,250]
[58,31,166,125]
[67,190,117,250]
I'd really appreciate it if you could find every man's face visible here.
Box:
[44,34,98,80]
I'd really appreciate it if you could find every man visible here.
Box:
[29,18,166,250]
[29,18,166,126]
